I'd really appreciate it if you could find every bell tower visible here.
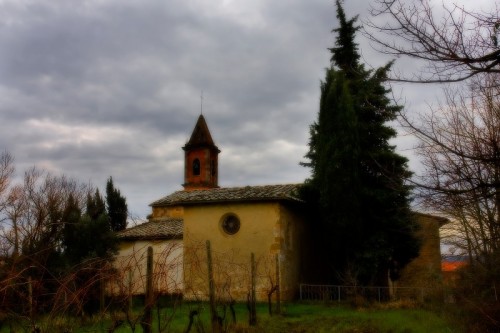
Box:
[182,115,220,190]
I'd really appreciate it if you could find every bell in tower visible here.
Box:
[182,115,220,190]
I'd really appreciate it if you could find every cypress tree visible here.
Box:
[64,190,117,265]
[106,176,128,232]
[65,190,117,314]
[302,1,419,285]
[62,194,82,263]
[86,189,106,221]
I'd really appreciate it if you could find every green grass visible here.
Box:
[257,303,461,333]
[0,302,463,333]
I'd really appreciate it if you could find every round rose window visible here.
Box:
[221,214,240,235]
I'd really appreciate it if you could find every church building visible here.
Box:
[113,115,446,301]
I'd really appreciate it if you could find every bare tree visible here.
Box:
[0,160,94,319]
[0,151,14,220]
[365,0,500,83]
[401,74,500,266]
[8,168,89,262]
[3,184,27,258]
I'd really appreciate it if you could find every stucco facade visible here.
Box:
[182,201,305,301]
[112,239,183,295]
[147,184,306,301]
[112,218,184,296]
[398,213,447,292]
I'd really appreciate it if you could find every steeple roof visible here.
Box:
[184,114,218,150]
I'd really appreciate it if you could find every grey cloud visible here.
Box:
[0,0,440,218]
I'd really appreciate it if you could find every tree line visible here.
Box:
[0,151,128,315]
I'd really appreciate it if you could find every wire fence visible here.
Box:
[299,284,440,303]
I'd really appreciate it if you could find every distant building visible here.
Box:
[396,213,448,299]
[441,256,468,287]
[112,115,447,301]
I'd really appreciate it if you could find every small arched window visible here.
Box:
[193,158,200,176]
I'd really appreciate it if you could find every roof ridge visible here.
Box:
[150,183,303,207]
[172,183,301,192]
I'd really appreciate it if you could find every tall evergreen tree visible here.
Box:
[302,1,419,285]
[62,193,82,260]
[86,189,106,220]
[105,176,128,232]
[65,189,117,265]
[63,190,117,314]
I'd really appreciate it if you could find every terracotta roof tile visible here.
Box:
[117,218,183,240]
[441,261,468,272]
[151,184,302,207]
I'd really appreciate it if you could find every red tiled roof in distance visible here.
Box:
[441,260,468,272]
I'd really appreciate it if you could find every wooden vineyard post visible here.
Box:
[275,254,281,314]
[249,252,257,326]
[28,276,33,319]
[141,246,154,333]
[206,240,220,333]
[100,262,105,315]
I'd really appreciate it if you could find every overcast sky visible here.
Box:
[0,0,494,220]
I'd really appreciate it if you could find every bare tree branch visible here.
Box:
[400,74,500,262]
[364,0,500,84]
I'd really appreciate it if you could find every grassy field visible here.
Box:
[1,301,463,333]
[258,303,461,333]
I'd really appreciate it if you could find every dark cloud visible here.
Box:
[0,0,486,218]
